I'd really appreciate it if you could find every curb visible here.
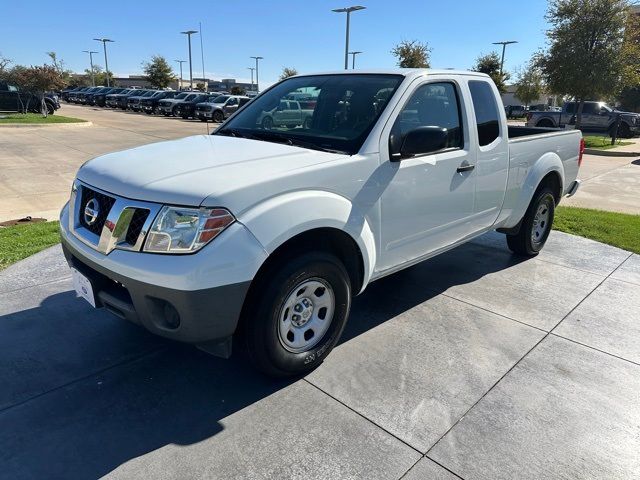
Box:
[0,121,92,129]
[584,147,640,157]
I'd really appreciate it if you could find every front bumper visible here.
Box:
[59,202,267,345]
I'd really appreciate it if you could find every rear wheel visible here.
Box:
[506,187,555,256]
[536,119,554,128]
[213,110,224,123]
[262,116,274,130]
[243,252,351,377]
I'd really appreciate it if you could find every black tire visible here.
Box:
[243,252,351,377]
[303,116,312,129]
[213,110,224,123]
[262,116,274,130]
[506,186,555,256]
[536,119,554,128]
[618,122,632,139]
[46,102,55,115]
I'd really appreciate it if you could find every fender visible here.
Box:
[238,190,376,293]
[503,151,564,229]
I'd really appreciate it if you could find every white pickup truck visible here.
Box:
[60,70,583,376]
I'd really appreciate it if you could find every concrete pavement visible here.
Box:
[0,104,212,222]
[1,230,638,479]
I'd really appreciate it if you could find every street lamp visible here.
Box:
[332,6,366,70]
[349,51,362,69]
[93,38,114,86]
[250,56,263,92]
[82,50,99,86]
[175,60,186,91]
[247,67,255,91]
[181,30,198,90]
[492,40,518,76]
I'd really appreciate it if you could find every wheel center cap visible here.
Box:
[292,298,314,327]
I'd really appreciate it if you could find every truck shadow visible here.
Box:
[0,237,525,478]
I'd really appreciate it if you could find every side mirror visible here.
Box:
[391,126,449,160]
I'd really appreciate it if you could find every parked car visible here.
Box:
[195,95,251,122]
[114,90,152,110]
[140,90,178,114]
[61,86,87,102]
[156,92,200,116]
[60,69,583,376]
[105,89,134,108]
[505,105,527,118]
[174,93,213,119]
[257,100,314,129]
[85,87,115,106]
[127,90,158,111]
[92,88,127,107]
[74,86,104,105]
[0,81,60,114]
[526,101,640,137]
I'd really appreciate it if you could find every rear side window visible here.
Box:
[469,80,500,146]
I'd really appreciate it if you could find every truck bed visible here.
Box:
[508,125,560,138]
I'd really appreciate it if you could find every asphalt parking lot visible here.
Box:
[1,229,639,479]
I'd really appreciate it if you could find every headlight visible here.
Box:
[143,206,234,254]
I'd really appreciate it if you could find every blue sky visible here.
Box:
[1,0,550,87]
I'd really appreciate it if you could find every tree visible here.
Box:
[0,53,11,77]
[279,67,298,80]
[142,55,176,89]
[46,51,71,85]
[514,58,545,106]
[472,52,510,93]
[391,40,431,68]
[11,65,66,115]
[538,0,640,129]
[230,86,246,95]
[83,65,114,87]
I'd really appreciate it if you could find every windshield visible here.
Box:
[142,91,156,97]
[212,95,229,103]
[216,74,403,155]
[175,93,189,99]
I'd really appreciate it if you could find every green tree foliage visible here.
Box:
[142,55,176,89]
[391,40,431,68]
[279,67,298,80]
[46,52,71,85]
[230,86,246,95]
[514,58,545,106]
[537,0,639,129]
[82,65,114,87]
[472,52,510,93]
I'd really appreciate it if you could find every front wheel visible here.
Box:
[506,186,555,256]
[213,110,224,123]
[243,252,351,377]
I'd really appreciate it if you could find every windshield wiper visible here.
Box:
[250,131,347,154]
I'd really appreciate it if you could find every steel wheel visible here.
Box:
[531,202,550,246]
[277,278,335,353]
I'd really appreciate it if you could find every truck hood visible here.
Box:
[77,135,343,208]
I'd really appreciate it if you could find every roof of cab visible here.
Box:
[288,69,491,80]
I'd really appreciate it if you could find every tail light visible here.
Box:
[578,137,585,167]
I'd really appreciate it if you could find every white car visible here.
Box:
[60,69,583,376]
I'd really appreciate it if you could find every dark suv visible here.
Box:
[127,90,157,111]
[92,88,127,107]
[174,93,214,119]
[114,90,151,110]
[0,81,60,114]
[139,91,178,114]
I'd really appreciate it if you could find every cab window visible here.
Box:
[469,80,500,146]
[390,82,463,154]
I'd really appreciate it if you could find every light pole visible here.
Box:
[492,40,518,76]
[82,50,99,86]
[93,38,114,86]
[349,51,362,69]
[332,6,366,70]
[247,67,255,91]
[175,60,186,90]
[250,56,263,92]
[181,30,198,90]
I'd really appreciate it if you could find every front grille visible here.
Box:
[79,186,116,235]
[196,105,211,112]
[125,208,150,245]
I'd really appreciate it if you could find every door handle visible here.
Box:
[457,164,475,173]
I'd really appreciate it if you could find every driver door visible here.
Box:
[377,80,477,271]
